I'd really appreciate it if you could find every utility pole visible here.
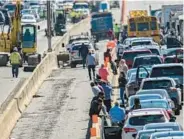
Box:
[47,1,52,52]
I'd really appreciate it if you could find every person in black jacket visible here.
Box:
[118,72,127,106]
[79,43,89,68]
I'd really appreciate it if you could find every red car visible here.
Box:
[121,49,152,69]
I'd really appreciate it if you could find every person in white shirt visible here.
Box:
[118,59,128,75]
[90,82,101,96]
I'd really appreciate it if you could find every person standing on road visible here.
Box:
[91,92,104,105]
[114,23,120,40]
[86,50,96,80]
[109,102,126,124]
[101,80,112,113]
[118,72,127,106]
[119,59,128,75]
[10,47,22,78]
[90,82,101,96]
[79,43,89,69]
[99,64,109,82]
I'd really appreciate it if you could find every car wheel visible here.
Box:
[175,108,180,115]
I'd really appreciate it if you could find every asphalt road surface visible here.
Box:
[10,1,184,139]
[0,21,72,108]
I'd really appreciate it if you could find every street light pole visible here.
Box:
[47,1,52,52]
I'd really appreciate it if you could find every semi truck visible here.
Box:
[90,11,113,42]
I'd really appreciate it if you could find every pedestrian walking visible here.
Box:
[104,48,112,67]
[101,80,112,112]
[99,64,109,82]
[118,72,127,105]
[90,82,101,96]
[86,50,96,80]
[10,47,22,78]
[79,43,89,69]
[91,92,104,105]
[107,28,114,40]
[119,59,128,75]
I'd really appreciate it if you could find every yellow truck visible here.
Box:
[127,10,161,44]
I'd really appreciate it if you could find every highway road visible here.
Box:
[9,1,184,139]
[0,20,72,108]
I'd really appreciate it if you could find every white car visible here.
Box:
[21,14,37,24]
[122,108,170,139]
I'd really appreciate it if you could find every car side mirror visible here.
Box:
[132,134,137,138]
[146,73,149,78]
[169,116,176,122]
[175,84,180,88]
[38,25,40,30]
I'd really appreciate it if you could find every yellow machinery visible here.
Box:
[0,0,40,68]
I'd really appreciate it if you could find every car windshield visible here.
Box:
[69,38,89,44]
[142,80,172,90]
[138,91,167,99]
[151,66,183,77]
[146,125,179,131]
[122,51,151,61]
[130,95,161,106]
[129,72,148,82]
[132,41,152,46]
[72,45,90,51]
[133,57,161,68]
[129,114,165,126]
[4,4,16,11]
[140,134,151,139]
[22,16,34,20]
[137,22,149,31]
[150,49,160,55]
[73,4,89,9]
[141,101,168,109]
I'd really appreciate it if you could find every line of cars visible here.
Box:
[116,37,184,139]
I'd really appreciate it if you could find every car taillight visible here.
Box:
[167,110,173,118]
[71,52,76,55]
[123,127,137,133]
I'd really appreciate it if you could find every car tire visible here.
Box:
[175,108,180,115]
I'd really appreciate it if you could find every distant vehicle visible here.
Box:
[136,89,174,109]
[90,12,113,41]
[139,77,182,115]
[69,42,98,68]
[126,67,152,81]
[121,49,152,68]
[21,9,34,15]
[140,99,174,116]
[3,3,23,16]
[99,1,110,12]
[0,8,11,25]
[135,129,174,139]
[162,48,183,57]
[21,14,37,24]
[126,94,163,110]
[150,63,183,89]
[125,72,149,97]
[122,108,171,139]
[143,122,183,131]
[73,1,90,16]
[132,45,161,55]
[132,55,162,68]
[150,131,184,139]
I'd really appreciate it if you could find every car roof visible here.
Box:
[22,14,34,17]
[151,131,184,137]
[142,77,174,81]
[129,108,166,116]
[138,128,173,134]
[144,122,180,128]
[123,49,151,53]
[137,89,168,94]
[129,94,162,99]
[134,55,160,59]
[125,37,153,41]
[132,45,159,49]
[140,99,168,103]
[152,63,183,68]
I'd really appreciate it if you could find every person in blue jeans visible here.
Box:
[118,72,127,106]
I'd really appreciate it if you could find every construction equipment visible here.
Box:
[0,0,41,71]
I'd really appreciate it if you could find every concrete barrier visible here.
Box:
[90,115,102,139]
[0,18,90,139]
